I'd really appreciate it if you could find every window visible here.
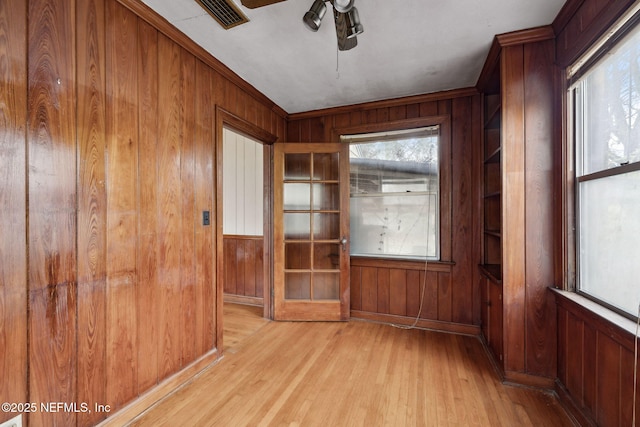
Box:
[342,127,439,260]
[570,11,640,319]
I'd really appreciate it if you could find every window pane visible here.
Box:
[285,273,311,300]
[347,129,439,259]
[285,243,311,269]
[580,23,640,175]
[313,243,340,270]
[284,213,310,240]
[578,170,640,315]
[312,183,339,210]
[350,193,438,259]
[313,273,339,300]
[313,153,339,181]
[284,183,310,210]
[284,153,310,180]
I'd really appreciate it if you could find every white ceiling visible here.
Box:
[142,0,566,114]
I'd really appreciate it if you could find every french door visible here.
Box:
[273,143,350,321]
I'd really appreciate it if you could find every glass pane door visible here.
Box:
[283,152,340,301]
[274,143,349,321]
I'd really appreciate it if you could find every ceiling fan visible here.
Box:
[241,0,364,51]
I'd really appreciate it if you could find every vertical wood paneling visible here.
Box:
[194,59,215,354]
[406,270,420,317]
[106,1,138,409]
[27,0,77,424]
[451,96,474,325]
[223,236,265,298]
[136,17,159,394]
[3,0,285,423]
[224,238,237,294]
[0,0,27,421]
[377,268,390,314]
[555,0,636,66]
[566,312,583,404]
[180,48,197,367]
[77,0,107,423]
[437,273,452,322]
[556,294,640,426]
[501,45,526,374]
[422,270,438,320]
[596,333,620,426]
[524,40,556,378]
[29,285,77,427]
[236,240,246,296]
[157,33,182,379]
[255,239,264,298]
[350,266,362,311]
[389,269,406,316]
[223,129,265,236]
[583,321,597,417]
[361,267,378,312]
[223,128,237,233]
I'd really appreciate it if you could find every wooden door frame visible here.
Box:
[273,142,351,321]
[215,107,278,350]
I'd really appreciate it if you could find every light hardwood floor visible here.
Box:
[223,303,270,352]
[129,307,574,426]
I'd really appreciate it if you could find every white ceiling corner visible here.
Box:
[142,0,566,114]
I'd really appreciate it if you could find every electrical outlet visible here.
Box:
[0,414,22,427]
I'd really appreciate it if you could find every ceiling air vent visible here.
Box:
[195,0,249,29]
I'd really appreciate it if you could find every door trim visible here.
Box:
[273,142,350,321]
[215,107,278,351]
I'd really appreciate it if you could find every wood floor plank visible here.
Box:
[130,318,574,427]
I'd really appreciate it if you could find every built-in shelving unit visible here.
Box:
[476,27,556,385]
[479,61,504,365]
[481,90,503,283]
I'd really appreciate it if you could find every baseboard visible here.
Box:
[555,380,597,427]
[478,333,558,392]
[350,310,480,336]
[503,370,556,390]
[96,348,221,426]
[224,293,264,307]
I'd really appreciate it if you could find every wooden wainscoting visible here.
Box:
[555,290,640,427]
[224,235,265,305]
[350,257,478,335]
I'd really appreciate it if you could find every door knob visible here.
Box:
[340,237,348,251]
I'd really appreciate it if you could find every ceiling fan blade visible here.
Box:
[334,9,357,51]
[241,0,286,9]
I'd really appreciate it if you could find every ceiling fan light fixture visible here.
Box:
[345,7,363,38]
[333,0,354,13]
[303,0,327,31]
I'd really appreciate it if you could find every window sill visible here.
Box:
[350,256,454,273]
[550,288,639,338]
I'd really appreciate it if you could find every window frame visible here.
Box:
[332,115,452,263]
[567,8,640,321]
[345,126,441,260]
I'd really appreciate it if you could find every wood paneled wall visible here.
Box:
[554,0,636,67]
[287,90,483,331]
[553,0,640,424]
[224,236,265,300]
[556,293,640,427]
[0,0,285,426]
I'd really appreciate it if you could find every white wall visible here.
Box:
[223,127,264,236]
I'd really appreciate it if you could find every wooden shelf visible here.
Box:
[484,191,501,199]
[484,94,502,127]
[484,230,501,238]
[484,146,501,164]
[479,264,502,284]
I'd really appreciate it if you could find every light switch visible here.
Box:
[203,210,210,226]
